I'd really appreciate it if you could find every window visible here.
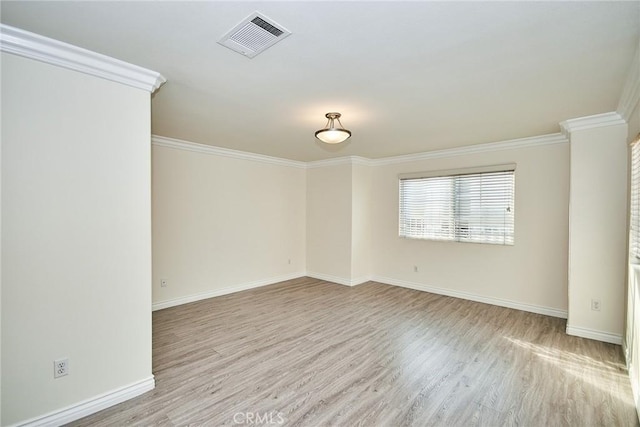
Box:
[630,136,640,259]
[399,165,515,245]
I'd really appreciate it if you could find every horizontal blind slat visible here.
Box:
[630,140,640,258]
[399,170,514,245]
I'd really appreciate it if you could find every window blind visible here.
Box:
[399,169,515,245]
[631,137,640,258]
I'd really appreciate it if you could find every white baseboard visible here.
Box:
[152,272,306,311]
[566,325,623,345]
[351,275,372,286]
[306,272,371,287]
[11,376,155,427]
[624,340,630,365]
[372,275,568,319]
[306,271,352,286]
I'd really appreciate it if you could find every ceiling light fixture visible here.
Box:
[315,112,352,144]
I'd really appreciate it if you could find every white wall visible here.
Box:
[152,143,306,308]
[371,143,570,316]
[1,53,153,425]
[351,163,372,284]
[567,123,628,341]
[306,163,353,282]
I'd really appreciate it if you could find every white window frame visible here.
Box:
[399,164,516,245]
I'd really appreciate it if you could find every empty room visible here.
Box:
[2,1,640,426]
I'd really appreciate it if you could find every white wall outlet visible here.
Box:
[414,265,418,272]
[160,279,168,288]
[591,299,601,311]
[288,258,291,265]
[54,358,69,378]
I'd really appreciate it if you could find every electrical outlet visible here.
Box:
[54,358,69,378]
[414,265,418,273]
[591,299,601,311]
[160,279,168,288]
[288,259,291,265]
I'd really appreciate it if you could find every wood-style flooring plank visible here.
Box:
[68,278,638,426]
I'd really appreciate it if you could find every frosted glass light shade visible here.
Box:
[315,112,351,144]
[315,129,351,144]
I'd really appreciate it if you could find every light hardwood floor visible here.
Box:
[71,277,638,426]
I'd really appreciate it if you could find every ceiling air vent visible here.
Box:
[218,12,291,58]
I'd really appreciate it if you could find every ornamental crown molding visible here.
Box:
[154,132,567,170]
[559,112,626,137]
[0,24,165,93]
[306,156,372,169]
[369,133,567,166]
[152,136,307,169]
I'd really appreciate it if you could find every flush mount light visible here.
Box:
[315,112,352,144]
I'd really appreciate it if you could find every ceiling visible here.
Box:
[2,1,639,162]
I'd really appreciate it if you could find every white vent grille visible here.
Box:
[218,12,291,58]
